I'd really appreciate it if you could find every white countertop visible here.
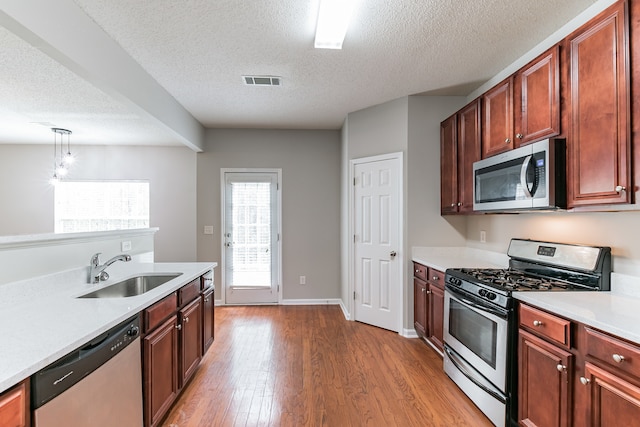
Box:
[412,246,640,346]
[0,261,216,393]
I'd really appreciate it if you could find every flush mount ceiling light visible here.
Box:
[314,0,358,49]
[49,128,74,185]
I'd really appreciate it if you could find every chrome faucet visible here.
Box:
[89,253,132,284]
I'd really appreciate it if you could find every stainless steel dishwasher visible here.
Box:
[32,314,143,427]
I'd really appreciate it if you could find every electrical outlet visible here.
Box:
[480,230,487,243]
[121,241,132,251]
[204,225,214,235]
[299,276,306,285]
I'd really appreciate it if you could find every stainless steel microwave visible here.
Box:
[473,139,566,212]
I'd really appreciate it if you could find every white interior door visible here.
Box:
[353,155,402,331]
[223,171,280,304]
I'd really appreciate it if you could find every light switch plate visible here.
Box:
[121,241,132,251]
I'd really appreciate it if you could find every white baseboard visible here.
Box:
[339,300,350,320]
[280,298,342,306]
[402,328,419,338]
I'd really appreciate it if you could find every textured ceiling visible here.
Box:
[1,0,599,146]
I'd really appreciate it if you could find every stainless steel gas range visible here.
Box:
[443,239,611,427]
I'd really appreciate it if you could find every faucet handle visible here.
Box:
[90,253,102,267]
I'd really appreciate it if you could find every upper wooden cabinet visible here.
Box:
[440,99,481,214]
[482,77,514,158]
[514,45,561,146]
[566,0,631,207]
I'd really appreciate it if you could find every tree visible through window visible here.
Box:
[54,181,149,233]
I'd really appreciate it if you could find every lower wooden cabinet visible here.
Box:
[179,297,202,387]
[518,329,573,427]
[202,287,215,354]
[143,272,214,427]
[413,263,444,353]
[581,362,640,425]
[0,379,29,427]
[144,316,179,427]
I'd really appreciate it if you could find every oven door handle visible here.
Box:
[444,346,507,404]
[446,285,508,319]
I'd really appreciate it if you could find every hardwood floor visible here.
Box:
[161,305,493,427]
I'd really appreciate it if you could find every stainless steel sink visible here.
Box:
[78,273,182,298]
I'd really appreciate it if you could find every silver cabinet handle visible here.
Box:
[505,138,511,144]
[580,377,590,386]
[415,269,420,273]
[450,203,456,207]
[533,320,544,327]
[615,185,626,192]
[613,354,625,363]
[184,316,189,323]
[432,276,439,281]
[556,364,566,372]
[175,324,182,330]
[457,202,462,206]
[421,288,426,293]
[205,298,210,302]
[426,290,432,295]
[516,133,524,139]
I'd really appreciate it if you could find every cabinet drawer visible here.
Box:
[428,268,445,288]
[0,379,28,427]
[178,278,201,307]
[201,271,214,291]
[585,327,640,379]
[145,293,177,332]
[413,262,428,281]
[519,304,571,347]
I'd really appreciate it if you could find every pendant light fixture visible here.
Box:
[49,128,73,185]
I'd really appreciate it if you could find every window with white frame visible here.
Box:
[54,181,149,233]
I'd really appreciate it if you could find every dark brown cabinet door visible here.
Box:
[144,316,179,427]
[427,283,444,352]
[582,362,640,426]
[0,380,28,427]
[567,1,630,207]
[413,278,427,338]
[179,298,202,388]
[457,99,481,212]
[482,77,514,158]
[515,45,560,146]
[440,114,458,214]
[519,330,573,427]
[202,287,215,355]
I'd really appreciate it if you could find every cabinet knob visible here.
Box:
[205,298,210,302]
[432,276,439,281]
[457,202,462,206]
[615,185,626,193]
[184,316,190,323]
[426,290,432,295]
[505,138,511,144]
[421,288,426,292]
[580,377,590,386]
[175,324,182,330]
[612,354,625,363]
[415,269,420,273]
[451,203,456,207]
[516,133,524,139]
[533,320,544,327]
[556,364,566,372]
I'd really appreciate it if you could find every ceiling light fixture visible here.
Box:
[49,128,73,185]
[314,0,358,49]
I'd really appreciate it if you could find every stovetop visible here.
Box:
[449,268,596,292]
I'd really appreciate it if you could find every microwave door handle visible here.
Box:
[520,155,534,198]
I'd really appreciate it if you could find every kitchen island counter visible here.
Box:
[0,261,216,393]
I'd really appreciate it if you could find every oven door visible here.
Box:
[444,285,509,391]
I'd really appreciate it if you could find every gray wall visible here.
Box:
[0,144,197,262]
[196,128,341,301]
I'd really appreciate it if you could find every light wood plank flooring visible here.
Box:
[162,305,493,426]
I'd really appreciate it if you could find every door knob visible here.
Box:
[390,251,397,259]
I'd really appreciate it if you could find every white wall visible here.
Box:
[196,128,341,302]
[0,144,197,262]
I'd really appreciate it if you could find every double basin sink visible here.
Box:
[79,273,182,298]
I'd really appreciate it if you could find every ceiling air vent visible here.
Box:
[243,75,281,86]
